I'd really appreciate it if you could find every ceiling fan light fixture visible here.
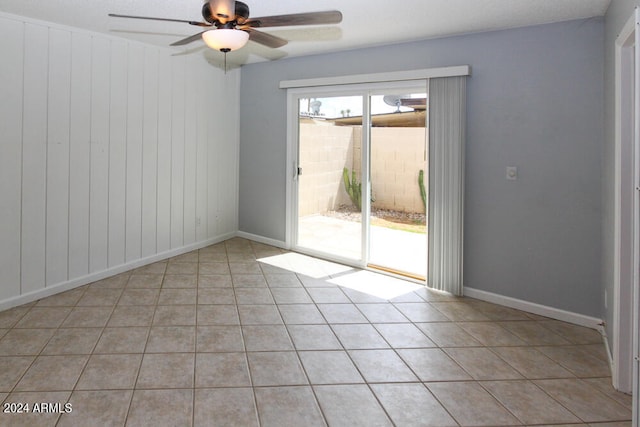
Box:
[202,29,249,51]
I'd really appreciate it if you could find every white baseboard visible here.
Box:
[0,232,235,312]
[464,287,604,331]
[602,329,616,386]
[235,231,288,250]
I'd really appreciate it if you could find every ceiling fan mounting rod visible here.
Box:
[215,21,237,30]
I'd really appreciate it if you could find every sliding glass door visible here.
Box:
[367,91,427,278]
[292,82,428,279]
[296,95,365,263]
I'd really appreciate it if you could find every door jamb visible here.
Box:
[612,7,638,401]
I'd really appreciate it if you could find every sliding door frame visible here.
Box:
[286,81,425,268]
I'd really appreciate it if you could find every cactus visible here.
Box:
[418,169,427,211]
[343,167,362,211]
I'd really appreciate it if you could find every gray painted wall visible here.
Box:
[602,0,639,350]
[239,19,604,316]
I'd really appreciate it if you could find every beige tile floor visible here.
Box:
[0,238,632,427]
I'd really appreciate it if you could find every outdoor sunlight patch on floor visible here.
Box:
[327,269,423,300]
[258,252,423,300]
[257,252,353,279]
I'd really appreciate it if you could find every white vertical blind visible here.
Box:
[427,76,467,295]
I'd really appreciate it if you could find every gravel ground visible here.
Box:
[325,205,426,225]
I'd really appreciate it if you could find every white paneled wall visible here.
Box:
[0,13,240,309]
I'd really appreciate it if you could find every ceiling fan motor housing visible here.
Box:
[202,1,250,25]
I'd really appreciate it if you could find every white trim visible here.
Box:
[613,8,638,395]
[464,287,604,331]
[0,232,235,312]
[633,9,640,427]
[285,90,296,250]
[236,231,287,250]
[361,94,372,264]
[285,80,431,98]
[280,66,471,89]
[603,331,616,386]
[232,70,242,234]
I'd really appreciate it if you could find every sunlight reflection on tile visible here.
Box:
[329,270,422,300]
[258,253,353,279]
[258,253,422,300]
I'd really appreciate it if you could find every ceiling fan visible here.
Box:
[109,0,342,54]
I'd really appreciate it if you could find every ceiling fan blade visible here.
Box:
[246,10,342,28]
[108,13,211,27]
[170,31,207,46]
[246,28,288,48]
[208,0,236,24]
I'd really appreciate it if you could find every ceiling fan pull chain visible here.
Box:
[221,47,231,74]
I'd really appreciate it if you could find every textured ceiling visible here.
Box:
[0,0,611,66]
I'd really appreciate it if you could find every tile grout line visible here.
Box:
[121,264,162,426]
[256,246,331,427]
[228,241,263,427]
[322,274,463,426]
[57,276,126,426]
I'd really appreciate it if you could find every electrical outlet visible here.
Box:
[506,166,518,181]
[196,217,201,226]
